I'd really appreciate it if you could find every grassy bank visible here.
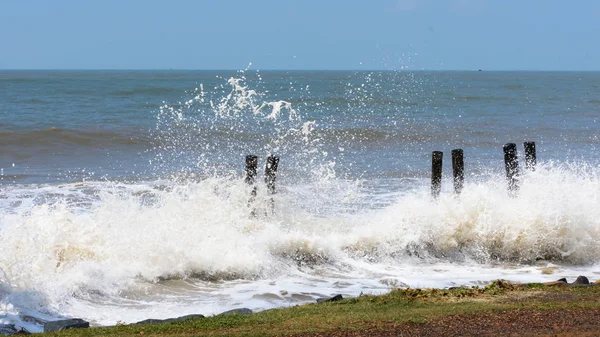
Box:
[43,281,600,336]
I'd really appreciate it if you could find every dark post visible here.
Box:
[245,155,258,185]
[431,151,443,199]
[265,155,279,195]
[524,141,536,171]
[451,149,464,195]
[265,155,279,213]
[245,155,258,214]
[503,143,519,194]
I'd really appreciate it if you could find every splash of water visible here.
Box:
[150,68,330,186]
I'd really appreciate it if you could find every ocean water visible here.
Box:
[1,69,600,331]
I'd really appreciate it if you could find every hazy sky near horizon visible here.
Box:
[1,0,599,70]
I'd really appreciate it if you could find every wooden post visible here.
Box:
[265,155,279,195]
[245,155,258,214]
[451,149,464,195]
[265,155,279,213]
[245,155,258,185]
[503,143,519,194]
[524,141,536,171]
[431,151,443,199]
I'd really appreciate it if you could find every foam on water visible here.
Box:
[2,164,600,329]
[1,71,600,331]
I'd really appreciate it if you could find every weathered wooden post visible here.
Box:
[264,155,279,212]
[431,151,443,199]
[265,155,279,195]
[524,141,536,171]
[451,149,464,196]
[503,143,519,195]
[245,155,258,215]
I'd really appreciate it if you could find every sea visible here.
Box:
[1,69,599,331]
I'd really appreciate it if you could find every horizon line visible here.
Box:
[1,68,600,72]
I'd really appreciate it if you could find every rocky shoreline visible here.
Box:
[2,276,596,335]
[0,293,346,335]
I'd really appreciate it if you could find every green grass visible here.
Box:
[43,281,600,337]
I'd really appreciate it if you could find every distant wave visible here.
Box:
[452,95,509,102]
[113,86,178,96]
[312,127,450,144]
[0,174,36,181]
[0,128,151,148]
[286,97,421,108]
[503,84,527,90]
[16,98,49,104]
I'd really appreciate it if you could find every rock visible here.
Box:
[134,314,205,325]
[19,314,47,326]
[0,324,18,336]
[594,280,600,285]
[173,314,205,322]
[316,294,343,303]
[44,319,89,332]
[13,328,30,335]
[543,278,568,286]
[544,276,591,287]
[0,325,30,335]
[134,319,167,325]
[218,308,253,316]
[571,276,590,285]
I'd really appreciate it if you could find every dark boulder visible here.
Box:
[0,324,18,336]
[316,294,343,303]
[44,319,89,332]
[173,314,205,321]
[543,278,568,286]
[571,275,590,285]
[218,308,253,316]
[134,319,168,325]
[134,314,205,325]
[13,328,30,335]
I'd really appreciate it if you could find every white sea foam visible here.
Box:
[1,164,600,329]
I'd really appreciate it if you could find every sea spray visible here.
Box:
[150,69,329,186]
[338,162,600,264]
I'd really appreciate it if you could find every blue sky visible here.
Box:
[1,0,599,70]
